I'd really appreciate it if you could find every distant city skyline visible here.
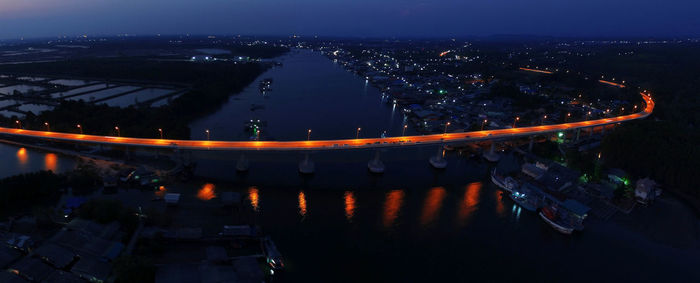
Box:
[1,0,699,40]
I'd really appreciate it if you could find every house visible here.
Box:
[0,270,28,283]
[33,243,77,269]
[71,254,112,283]
[165,193,181,205]
[10,257,55,282]
[538,163,580,192]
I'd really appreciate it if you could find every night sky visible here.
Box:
[1,0,699,39]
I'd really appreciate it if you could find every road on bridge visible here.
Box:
[0,91,654,151]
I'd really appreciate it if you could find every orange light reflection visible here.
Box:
[344,191,356,221]
[197,183,216,201]
[298,191,307,217]
[44,153,57,171]
[382,190,404,228]
[248,187,260,212]
[420,187,447,227]
[17,148,28,165]
[457,182,482,225]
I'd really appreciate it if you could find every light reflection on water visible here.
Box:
[248,187,260,212]
[495,190,506,217]
[16,148,27,165]
[197,183,216,201]
[382,190,405,228]
[420,187,447,227]
[344,191,355,222]
[298,191,307,217]
[44,153,57,171]
[457,182,482,225]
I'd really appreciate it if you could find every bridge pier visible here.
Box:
[299,153,315,174]
[601,125,606,135]
[528,136,534,152]
[236,153,249,172]
[368,150,385,173]
[429,146,448,169]
[483,142,500,162]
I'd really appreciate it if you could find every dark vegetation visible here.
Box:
[0,164,102,217]
[0,57,277,139]
[572,44,700,204]
[0,171,63,217]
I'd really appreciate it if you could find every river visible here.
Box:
[1,49,698,281]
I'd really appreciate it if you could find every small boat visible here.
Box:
[490,168,518,193]
[539,206,574,235]
[509,190,538,212]
[261,236,285,270]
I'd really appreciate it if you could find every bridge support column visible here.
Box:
[368,150,385,173]
[236,153,249,172]
[528,136,534,152]
[590,127,594,137]
[576,129,581,141]
[483,142,500,162]
[299,153,315,174]
[429,146,448,169]
[601,125,606,135]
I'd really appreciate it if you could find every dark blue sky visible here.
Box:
[1,0,699,39]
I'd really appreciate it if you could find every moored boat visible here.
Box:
[539,206,574,235]
[490,168,518,193]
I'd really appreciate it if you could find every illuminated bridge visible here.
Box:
[0,73,654,172]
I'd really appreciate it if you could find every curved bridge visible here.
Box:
[0,90,654,151]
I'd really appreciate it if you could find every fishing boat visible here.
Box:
[539,205,574,235]
[490,168,518,193]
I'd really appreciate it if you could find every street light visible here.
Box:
[44,122,50,131]
[356,127,361,139]
[542,115,547,125]
[158,128,163,139]
[565,113,571,122]
[586,111,592,120]
[205,129,210,140]
[512,117,519,128]
[481,119,487,131]
[402,124,408,136]
[15,120,21,129]
[115,126,120,137]
[77,124,83,134]
[307,129,311,141]
[444,122,450,134]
